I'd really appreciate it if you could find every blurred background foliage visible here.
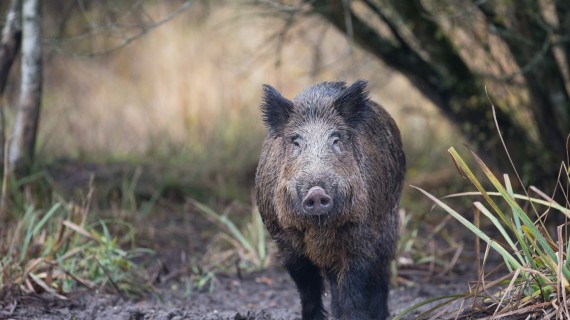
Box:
[2,0,461,202]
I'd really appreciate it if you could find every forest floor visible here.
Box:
[1,269,471,320]
[0,161,478,320]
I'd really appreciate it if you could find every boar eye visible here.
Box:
[330,132,341,144]
[290,135,301,148]
[330,132,341,152]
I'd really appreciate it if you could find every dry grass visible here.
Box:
[0,183,153,299]
[398,137,570,319]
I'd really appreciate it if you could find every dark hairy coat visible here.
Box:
[255,80,406,320]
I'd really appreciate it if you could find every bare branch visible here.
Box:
[255,0,307,13]
[48,0,194,57]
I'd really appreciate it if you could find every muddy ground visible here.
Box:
[1,162,475,320]
[1,266,471,320]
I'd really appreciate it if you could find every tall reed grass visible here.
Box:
[397,111,570,319]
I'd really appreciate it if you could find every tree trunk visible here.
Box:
[0,0,22,94]
[0,0,23,170]
[8,0,42,177]
[305,0,569,191]
[478,1,570,158]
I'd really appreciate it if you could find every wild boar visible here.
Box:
[255,80,406,320]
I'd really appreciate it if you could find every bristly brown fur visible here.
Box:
[255,80,406,320]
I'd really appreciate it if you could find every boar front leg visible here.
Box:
[331,260,390,320]
[285,254,326,320]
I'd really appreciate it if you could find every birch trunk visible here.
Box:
[0,0,21,94]
[8,0,41,177]
[0,0,22,170]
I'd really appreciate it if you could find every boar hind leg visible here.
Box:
[333,261,390,320]
[285,255,326,320]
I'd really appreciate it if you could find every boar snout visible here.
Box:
[302,186,333,215]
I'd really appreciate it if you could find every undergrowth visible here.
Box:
[396,138,570,319]
[157,199,274,294]
[0,170,154,300]
[193,199,273,273]
[395,207,465,286]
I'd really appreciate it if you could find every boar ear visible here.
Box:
[261,84,294,134]
[333,80,371,128]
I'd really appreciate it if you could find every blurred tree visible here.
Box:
[0,0,194,177]
[9,0,41,177]
[265,0,570,191]
[0,0,21,96]
[0,0,22,173]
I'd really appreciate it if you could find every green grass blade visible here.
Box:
[448,148,532,265]
[14,171,47,188]
[392,293,466,320]
[449,148,549,275]
[448,148,512,229]
[468,149,570,280]
[413,186,522,270]
[20,214,37,263]
[33,203,63,235]
[10,205,35,256]
[443,191,570,217]
[474,202,524,268]
[254,207,266,267]
[100,220,111,244]
[193,200,255,255]
[504,175,523,237]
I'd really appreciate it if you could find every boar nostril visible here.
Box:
[302,186,333,215]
